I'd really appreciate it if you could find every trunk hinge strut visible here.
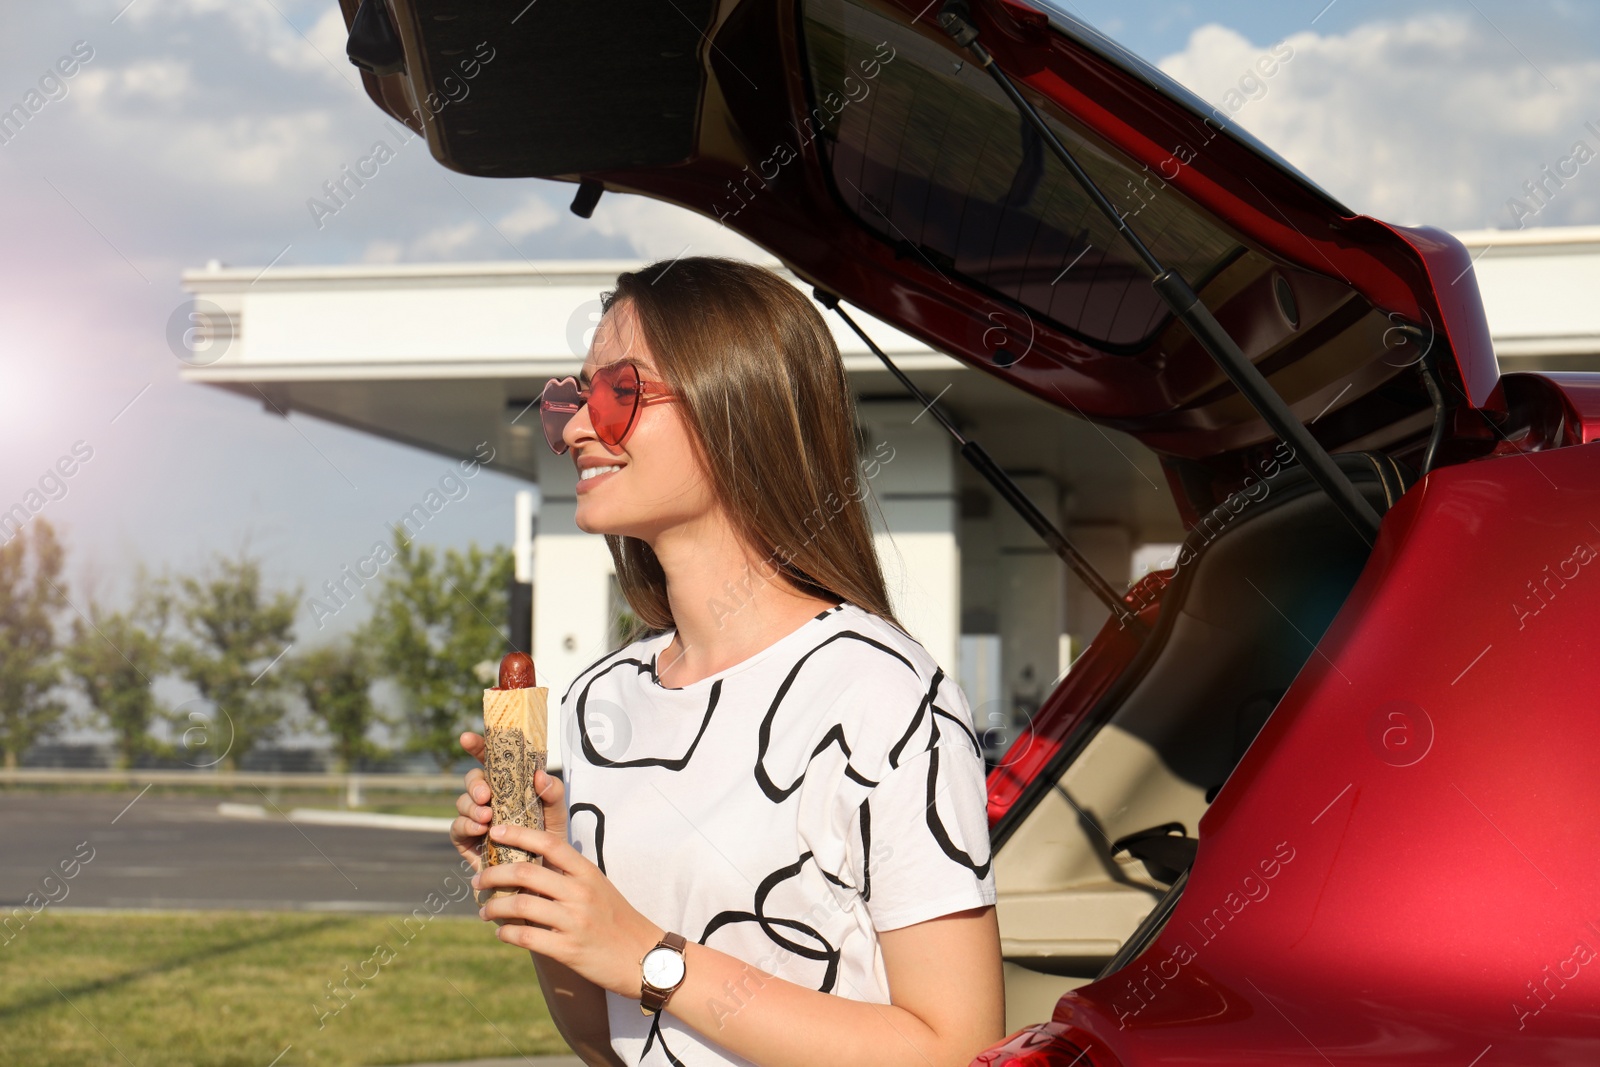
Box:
[813,290,1149,636]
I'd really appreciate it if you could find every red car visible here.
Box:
[339,0,1600,1061]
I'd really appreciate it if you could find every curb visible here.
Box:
[289,808,454,833]
[214,803,452,833]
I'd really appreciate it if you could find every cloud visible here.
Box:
[410,220,483,259]
[497,194,560,240]
[359,239,405,264]
[119,0,358,86]
[305,6,352,70]
[110,59,193,102]
[48,15,352,199]
[585,192,775,260]
[1157,13,1600,230]
[350,200,558,261]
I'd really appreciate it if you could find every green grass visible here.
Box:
[352,800,458,819]
[1,910,573,1067]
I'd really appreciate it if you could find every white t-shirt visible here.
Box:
[558,600,997,1066]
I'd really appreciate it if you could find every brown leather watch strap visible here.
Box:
[640,931,688,1015]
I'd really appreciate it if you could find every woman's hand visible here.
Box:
[449,732,492,873]
[471,823,662,1000]
[450,731,568,874]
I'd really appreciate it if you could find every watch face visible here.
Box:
[642,945,686,989]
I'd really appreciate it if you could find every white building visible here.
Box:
[177,226,1600,767]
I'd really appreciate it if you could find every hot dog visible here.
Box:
[478,651,549,922]
[495,651,535,689]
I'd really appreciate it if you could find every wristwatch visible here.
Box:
[639,931,688,1015]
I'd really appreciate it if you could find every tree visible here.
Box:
[168,553,299,771]
[291,639,386,773]
[364,528,512,769]
[63,569,173,769]
[0,519,68,769]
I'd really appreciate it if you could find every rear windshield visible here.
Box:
[799,0,1243,350]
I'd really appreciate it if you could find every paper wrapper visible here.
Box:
[478,684,548,919]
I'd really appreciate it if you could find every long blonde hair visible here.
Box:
[596,256,904,644]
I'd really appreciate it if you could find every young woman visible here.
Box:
[450,256,1003,1067]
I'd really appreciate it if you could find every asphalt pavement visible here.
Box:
[1,789,480,915]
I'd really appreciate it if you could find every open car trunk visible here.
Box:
[986,448,1414,1022]
[334,0,1498,951]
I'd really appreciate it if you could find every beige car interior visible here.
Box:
[993,452,1415,1031]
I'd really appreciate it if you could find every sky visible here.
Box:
[2,0,1598,659]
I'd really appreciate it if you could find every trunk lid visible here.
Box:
[340,0,1499,476]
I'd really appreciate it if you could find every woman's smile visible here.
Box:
[576,463,624,493]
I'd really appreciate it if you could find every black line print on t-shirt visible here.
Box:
[640,852,848,1065]
[922,746,994,879]
[641,1009,690,1067]
[929,686,984,756]
[887,668,946,766]
[575,659,723,769]
[567,802,606,875]
[560,641,640,707]
[753,630,928,802]
[560,605,847,711]
[849,733,991,903]
[698,850,843,994]
[857,800,872,903]
[755,628,992,897]
[885,669,984,763]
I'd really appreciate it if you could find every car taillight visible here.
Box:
[972,1023,1104,1066]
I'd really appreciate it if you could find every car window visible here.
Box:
[1022,0,1351,211]
[800,0,1244,350]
